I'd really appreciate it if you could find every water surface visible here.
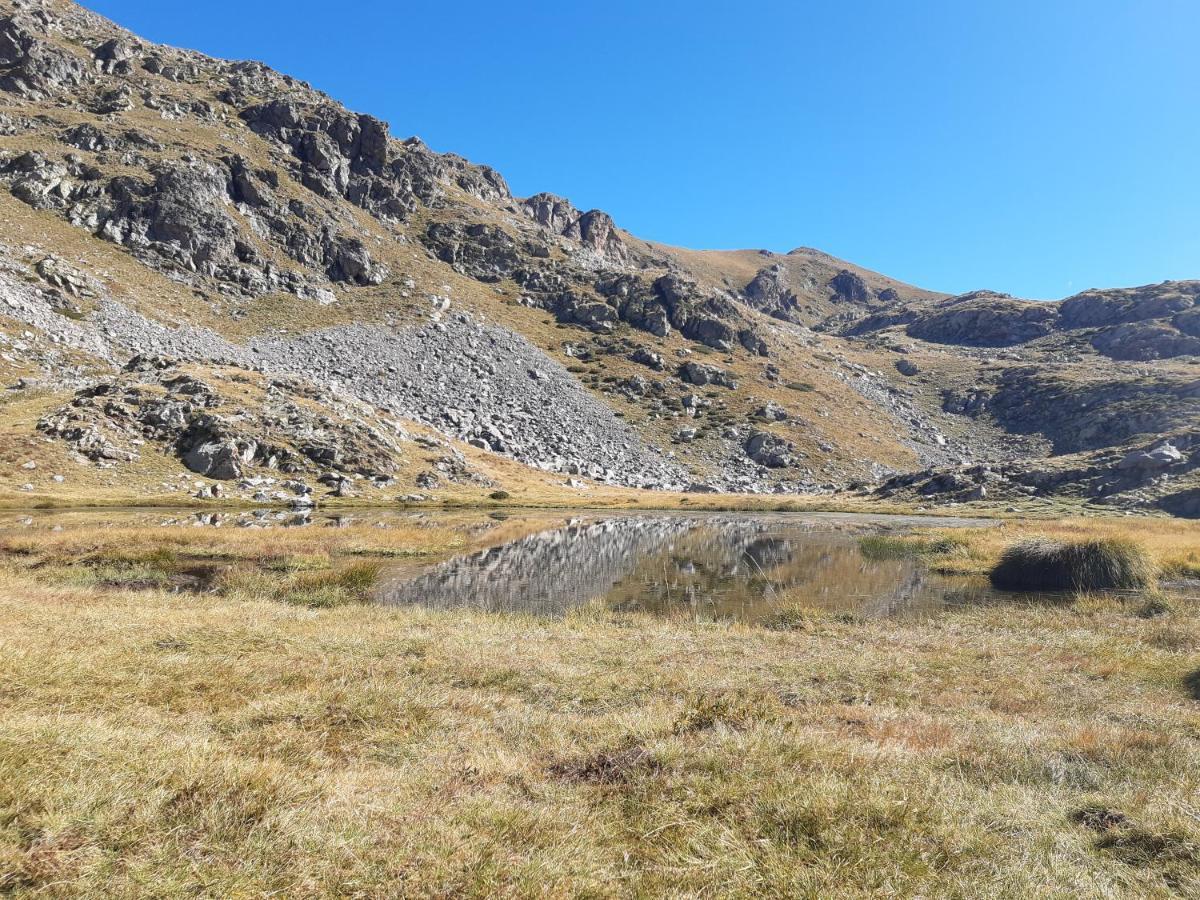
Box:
[375,511,1004,621]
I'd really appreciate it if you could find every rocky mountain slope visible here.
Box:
[0,0,1195,515]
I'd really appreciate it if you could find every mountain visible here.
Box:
[0,0,1196,515]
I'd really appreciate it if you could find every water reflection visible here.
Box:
[377,515,998,621]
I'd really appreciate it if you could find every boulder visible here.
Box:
[743,265,801,321]
[745,431,793,468]
[1118,443,1184,471]
[182,438,244,480]
[629,347,666,370]
[679,361,736,388]
[753,401,789,422]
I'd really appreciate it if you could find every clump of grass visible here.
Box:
[989,537,1156,592]
[281,561,383,608]
[218,561,384,608]
[1136,593,1173,619]
[760,604,812,631]
[858,532,971,562]
[488,490,511,501]
[673,689,784,734]
[858,534,918,560]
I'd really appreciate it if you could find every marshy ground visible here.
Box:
[0,514,1198,896]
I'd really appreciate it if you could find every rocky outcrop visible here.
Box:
[905,294,1058,346]
[0,10,89,99]
[845,282,1200,361]
[952,368,1200,454]
[425,222,522,283]
[565,209,627,262]
[744,265,802,321]
[875,431,1200,510]
[830,269,873,304]
[241,99,510,212]
[37,357,406,482]
[0,149,387,297]
[518,193,628,262]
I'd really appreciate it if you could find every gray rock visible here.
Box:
[1118,443,1184,471]
[745,431,793,468]
[182,439,243,480]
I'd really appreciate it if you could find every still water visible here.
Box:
[375,512,1007,622]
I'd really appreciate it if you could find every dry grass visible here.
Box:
[1,520,1199,895]
[863,517,1200,583]
[990,537,1156,592]
[0,521,464,564]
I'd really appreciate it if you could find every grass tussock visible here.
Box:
[989,536,1156,592]
[218,560,385,608]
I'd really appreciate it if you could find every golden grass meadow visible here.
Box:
[0,514,1198,897]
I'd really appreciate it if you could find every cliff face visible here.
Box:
[0,0,1195,512]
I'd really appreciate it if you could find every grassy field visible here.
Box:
[860,517,1200,582]
[1,517,1199,897]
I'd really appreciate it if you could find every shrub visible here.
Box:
[488,490,511,501]
[989,537,1155,592]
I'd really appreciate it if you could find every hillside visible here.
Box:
[0,0,1196,515]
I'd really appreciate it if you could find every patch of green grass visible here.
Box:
[858,533,970,562]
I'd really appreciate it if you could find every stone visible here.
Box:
[182,439,242,480]
[679,361,736,388]
[753,402,789,422]
[1118,443,1184,471]
[629,347,666,371]
[745,431,793,468]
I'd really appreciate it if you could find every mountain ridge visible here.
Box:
[0,0,1196,515]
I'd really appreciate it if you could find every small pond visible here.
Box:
[374,511,1011,621]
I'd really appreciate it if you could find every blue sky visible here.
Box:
[85,0,1197,299]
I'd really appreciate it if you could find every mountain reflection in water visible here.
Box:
[376,515,994,622]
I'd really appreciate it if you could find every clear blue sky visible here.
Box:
[85,0,1197,299]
